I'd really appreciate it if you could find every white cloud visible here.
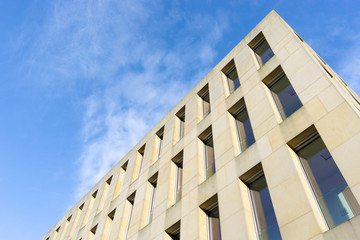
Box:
[23,0,229,200]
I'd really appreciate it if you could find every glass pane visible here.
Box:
[203,100,211,117]
[227,68,240,92]
[207,206,221,240]
[235,109,255,151]
[298,137,360,228]
[249,175,282,240]
[254,39,274,65]
[270,75,302,119]
[205,144,215,178]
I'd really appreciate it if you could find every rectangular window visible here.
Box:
[122,192,136,240]
[82,190,98,227]
[148,173,158,224]
[198,84,211,119]
[200,195,221,240]
[249,32,274,66]
[165,220,181,240]
[176,107,186,141]
[113,161,128,199]
[199,126,215,179]
[288,126,360,229]
[263,66,302,120]
[132,145,146,181]
[172,151,183,203]
[89,224,98,240]
[97,176,112,214]
[102,209,116,239]
[155,126,164,162]
[240,164,282,240]
[229,98,255,152]
[222,59,240,93]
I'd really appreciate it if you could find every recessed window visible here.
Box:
[82,190,98,227]
[172,150,183,203]
[113,161,128,198]
[132,145,146,181]
[96,176,112,214]
[155,126,164,162]
[176,107,186,141]
[263,66,302,120]
[198,84,211,119]
[200,195,221,240]
[222,59,240,94]
[288,126,360,229]
[228,98,255,152]
[102,208,116,239]
[165,220,181,240]
[240,163,282,240]
[89,224,98,240]
[147,172,158,224]
[121,192,136,240]
[199,126,215,179]
[249,32,274,66]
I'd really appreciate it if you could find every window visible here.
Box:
[102,209,116,239]
[148,173,158,224]
[155,126,165,162]
[89,224,98,240]
[229,98,255,151]
[199,126,215,179]
[172,151,183,203]
[58,215,71,239]
[222,59,240,93]
[82,190,98,227]
[165,220,181,240]
[121,192,136,240]
[97,176,112,214]
[249,32,274,66]
[132,145,146,181]
[198,84,211,119]
[200,195,221,240]
[240,163,282,240]
[113,161,128,199]
[176,107,186,141]
[263,66,302,120]
[288,126,360,229]
[68,204,84,239]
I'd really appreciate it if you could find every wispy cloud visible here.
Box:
[22,0,229,200]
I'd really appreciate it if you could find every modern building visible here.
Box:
[42,10,360,240]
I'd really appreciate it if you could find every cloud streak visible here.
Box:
[23,0,229,200]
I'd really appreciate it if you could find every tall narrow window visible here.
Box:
[82,190,98,227]
[288,126,360,229]
[97,176,112,214]
[176,107,186,141]
[240,164,282,240]
[132,145,146,182]
[200,195,221,240]
[102,209,116,240]
[52,226,60,240]
[68,203,84,239]
[222,59,240,93]
[229,98,255,151]
[58,215,71,240]
[249,32,274,66]
[263,66,302,120]
[113,161,128,199]
[155,126,164,162]
[172,151,183,203]
[89,224,98,240]
[147,173,158,224]
[199,126,215,179]
[198,84,211,119]
[121,192,136,240]
[165,220,181,240]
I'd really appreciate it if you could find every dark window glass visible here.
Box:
[297,137,360,228]
[204,136,215,179]
[234,107,255,151]
[207,205,221,240]
[249,175,282,240]
[268,74,302,119]
[253,38,274,66]
[226,67,240,93]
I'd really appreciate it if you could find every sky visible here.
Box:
[0,0,359,239]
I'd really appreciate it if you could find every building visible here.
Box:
[42,10,360,240]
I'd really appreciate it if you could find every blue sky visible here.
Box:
[0,0,359,239]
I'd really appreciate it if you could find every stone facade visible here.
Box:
[42,10,360,240]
